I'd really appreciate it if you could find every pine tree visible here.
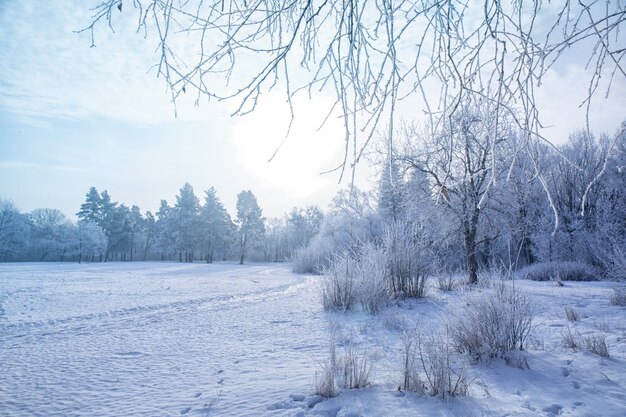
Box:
[236,190,265,264]
[174,183,201,262]
[200,187,233,263]
[77,187,102,223]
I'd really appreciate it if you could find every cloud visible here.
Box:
[0,1,225,126]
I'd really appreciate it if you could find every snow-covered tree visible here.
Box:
[28,208,73,261]
[127,205,144,262]
[154,200,175,260]
[142,211,156,261]
[400,98,512,284]
[173,183,201,262]
[286,206,324,251]
[0,198,29,261]
[76,186,102,223]
[236,190,265,264]
[377,158,405,222]
[200,187,234,263]
[75,220,107,263]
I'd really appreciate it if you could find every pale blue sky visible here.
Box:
[0,1,348,218]
[1,1,624,220]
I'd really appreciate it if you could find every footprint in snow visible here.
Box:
[561,367,570,377]
[217,378,224,385]
[180,406,191,415]
[193,392,201,398]
[572,381,581,389]
[542,404,563,416]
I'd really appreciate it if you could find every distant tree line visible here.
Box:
[0,184,323,264]
[294,118,626,283]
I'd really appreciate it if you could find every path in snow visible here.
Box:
[0,262,328,417]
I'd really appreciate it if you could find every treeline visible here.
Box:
[0,184,323,264]
[293,114,626,284]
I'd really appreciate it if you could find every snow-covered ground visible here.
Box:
[1,263,625,416]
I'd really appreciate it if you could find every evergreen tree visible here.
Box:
[377,158,405,222]
[155,200,174,260]
[236,190,265,264]
[200,187,233,263]
[128,205,144,261]
[174,183,201,262]
[77,187,102,223]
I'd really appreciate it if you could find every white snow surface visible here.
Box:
[1,262,625,417]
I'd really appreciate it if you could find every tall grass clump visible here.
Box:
[449,280,534,365]
[314,330,372,396]
[401,328,470,398]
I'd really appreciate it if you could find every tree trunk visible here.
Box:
[464,219,479,285]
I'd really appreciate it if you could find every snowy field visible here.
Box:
[1,263,625,417]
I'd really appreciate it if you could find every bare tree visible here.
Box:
[400,97,511,284]
[81,0,625,179]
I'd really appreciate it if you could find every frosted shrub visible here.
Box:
[400,333,423,393]
[354,243,391,314]
[598,239,626,281]
[518,261,598,282]
[436,275,457,292]
[449,281,533,364]
[292,236,333,274]
[383,221,436,299]
[321,252,356,311]
[321,244,391,313]
[419,330,470,398]
[610,286,626,306]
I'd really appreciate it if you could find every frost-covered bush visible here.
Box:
[383,221,436,299]
[436,275,457,292]
[291,235,333,274]
[610,286,626,306]
[321,244,390,313]
[321,252,356,311]
[599,239,626,281]
[517,261,599,282]
[354,243,391,314]
[400,333,423,393]
[419,331,470,398]
[449,281,533,364]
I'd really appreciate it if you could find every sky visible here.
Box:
[0,1,624,220]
